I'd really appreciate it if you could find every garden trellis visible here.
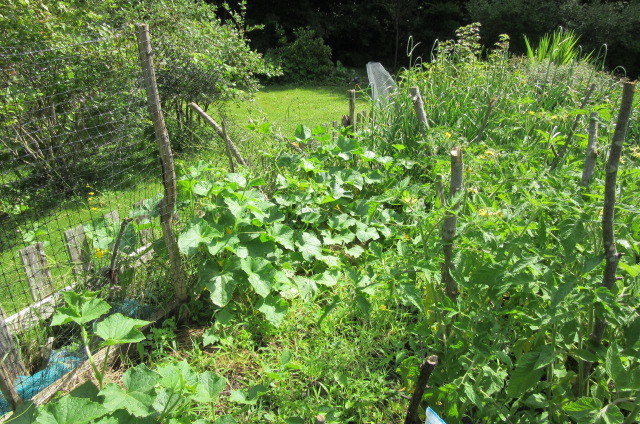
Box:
[0,26,183,415]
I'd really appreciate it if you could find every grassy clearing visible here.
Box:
[225,84,364,137]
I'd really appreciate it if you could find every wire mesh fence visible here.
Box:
[0,28,170,414]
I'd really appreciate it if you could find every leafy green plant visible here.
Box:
[524,27,592,66]
[51,291,151,389]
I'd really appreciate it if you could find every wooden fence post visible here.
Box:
[64,225,93,280]
[348,89,356,131]
[580,112,599,187]
[19,243,54,302]
[0,306,24,411]
[442,147,463,299]
[136,23,187,302]
[410,86,428,129]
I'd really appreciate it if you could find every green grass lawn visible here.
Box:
[227,83,366,138]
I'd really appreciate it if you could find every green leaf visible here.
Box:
[355,294,371,315]
[563,398,623,424]
[94,314,150,346]
[344,245,365,258]
[397,283,425,312]
[214,416,237,424]
[314,269,340,287]
[36,396,106,424]
[294,124,312,141]
[605,343,629,390]
[581,254,605,275]
[123,365,159,394]
[296,231,323,260]
[355,222,379,243]
[52,291,110,326]
[294,276,317,301]
[229,385,269,405]
[98,383,155,418]
[199,262,237,307]
[192,372,227,403]
[178,219,221,255]
[270,223,295,250]
[258,295,289,326]
[240,257,274,297]
[619,262,640,277]
[155,361,198,392]
[506,346,555,398]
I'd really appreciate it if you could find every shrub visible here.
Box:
[267,27,335,83]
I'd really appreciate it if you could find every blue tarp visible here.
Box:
[0,348,85,415]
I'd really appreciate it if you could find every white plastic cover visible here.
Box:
[366,62,397,103]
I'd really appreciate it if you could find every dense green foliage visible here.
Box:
[265,28,335,83]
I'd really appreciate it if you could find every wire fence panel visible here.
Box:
[0,29,168,413]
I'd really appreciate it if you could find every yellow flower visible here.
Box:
[478,208,489,217]
[85,184,91,188]
[484,149,496,156]
[380,305,388,311]
[90,207,98,211]
[95,248,106,259]
[88,192,95,195]
[445,132,452,139]
[292,142,300,148]
[403,233,410,240]
[551,115,558,120]
[528,111,535,115]
[468,187,479,194]
[87,197,93,201]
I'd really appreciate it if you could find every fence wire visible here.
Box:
[0,30,167,413]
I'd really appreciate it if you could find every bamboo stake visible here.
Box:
[410,86,428,129]
[136,23,187,302]
[549,83,596,171]
[473,97,497,143]
[442,147,463,299]
[580,112,599,187]
[188,102,249,167]
[591,81,635,346]
[404,355,439,424]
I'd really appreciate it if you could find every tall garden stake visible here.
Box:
[585,81,636,382]
[580,112,599,187]
[136,23,187,302]
[591,81,635,343]
[442,147,463,299]
[410,86,428,130]
[404,355,439,424]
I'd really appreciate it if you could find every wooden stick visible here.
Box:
[188,102,248,167]
[549,83,596,171]
[404,355,439,424]
[108,218,133,287]
[580,112,599,187]
[442,147,463,299]
[136,23,187,302]
[473,97,497,143]
[348,89,356,131]
[591,81,635,346]
[410,86,428,129]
